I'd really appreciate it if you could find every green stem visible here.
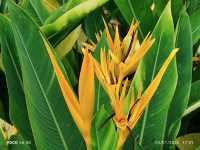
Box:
[41,0,110,37]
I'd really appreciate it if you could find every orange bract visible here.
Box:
[46,39,95,148]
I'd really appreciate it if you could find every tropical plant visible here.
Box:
[0,0,199,150]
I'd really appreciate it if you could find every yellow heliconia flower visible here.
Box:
[94,21,153,73]
[46,42,94,148]
[88,21,178,149]
[88,21,155,103]
[85,21,155,107]
[116,49,178,149]
[95,47,178,149]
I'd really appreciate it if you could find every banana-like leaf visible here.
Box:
[190,9,200,45]
[64,50,82,78]
[44,0,85,24]
[21,0,49,25]
[84,9,104,42]
[129,2,178,149]
[165,11,192,149]
[171,0,184,24]
[43,0,98,47]
[8,1,86,149]
[91,106,118,150]
[55,25,82,58]
[152,0,183,24]
[0,15,34,146]
[114,0,156,39]
[41,0,110,38]
[114,0,183,36]
[61,57,78,89]
[183,80,200,116]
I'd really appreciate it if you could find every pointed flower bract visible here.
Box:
[46,40,94,148]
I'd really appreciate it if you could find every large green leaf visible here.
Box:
[153,0,184,24]
[55,25,82,58]
[190,9,200,45]
[41,0,110,37]
[165,11,192,149]
[91,106,118,150]
[64,49,82,77]
[83,9,104,42]
[44,0,85,48]
[171,0,184,24]
[8,1,86,149]
[130,2,177,149]
[0,15,34,146]
[183,80,200,116]
[21,0,49,25]
[43,0,108,47]
[114,0,156,39]
[61,56,78,89]
[44,0,85,24]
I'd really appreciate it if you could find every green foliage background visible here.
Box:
[0,0,200,149]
